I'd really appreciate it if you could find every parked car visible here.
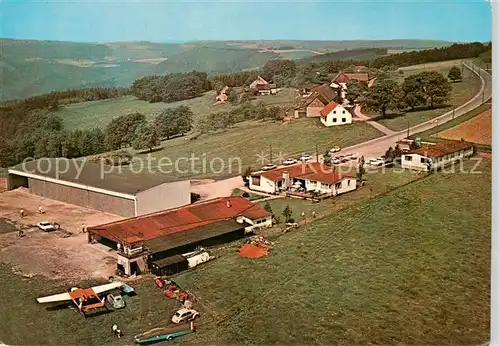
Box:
[401,148,410,154]
[299,154,313,162]
[331,158,340,165]
[107,294,126,309]
[261,164,277,171]
[37,222,56,232]
[329,146,341,153]
[282,158,297,165]
[367,158,384,166]
[172,308,200,324]
[349,153,358,160]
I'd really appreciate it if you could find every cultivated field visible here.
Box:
[377,60,482,131]
[129,120,384,180]
[59,89,298,131]
[433,108,491,145]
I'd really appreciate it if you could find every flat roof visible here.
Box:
[144,219,245,254]
[150,255,188,268]
[9,158,181,196]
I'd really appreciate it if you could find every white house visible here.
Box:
[319,102,352,127]
[401,140,474,171]
[248,163,357,196]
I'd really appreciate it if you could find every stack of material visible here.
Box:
[239,236,271,259]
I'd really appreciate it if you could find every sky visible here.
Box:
[1,0,492,43]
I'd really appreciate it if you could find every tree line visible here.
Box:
[131,71,211,103]
[360,70,453,116]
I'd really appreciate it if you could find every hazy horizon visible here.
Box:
[2,0,492,43]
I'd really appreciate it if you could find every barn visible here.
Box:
[87,196,273,275]
[7,158,191,217]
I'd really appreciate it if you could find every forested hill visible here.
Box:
[1,38,455,100]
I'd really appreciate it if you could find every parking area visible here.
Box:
[0,187,124,280]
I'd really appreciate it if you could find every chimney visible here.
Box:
[226,200,231,208]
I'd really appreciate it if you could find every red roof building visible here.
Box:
[319,102,339,117]
[408,140,474,158]
[88,196,271,245]
[402,140,475,171]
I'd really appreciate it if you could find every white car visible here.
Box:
[107,294,126,309]
[330,146,341,153]
[367,158,384,166]
[299,154,313,162]
[172,308,200,324]
[37,222,56,232]
[282,158,297,165]
[261,164,277,171]
[348,153,358,160]
[331,158,340,165]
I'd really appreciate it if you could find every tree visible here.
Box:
[263,201,273,213]
[448,66,462,82]
[400,74,428,111]
[356,156,366,182]
[323,150,332,165]
[228,88,238,104]
[132,123,160,152]
[104,112,146,150]
[346,80,368,104]
[242,166,253,185]
[421,71,452,108]
[174,105,194,135]
[361,79,401,116]
[383,146,394,161]
[393,144,403,158]
[282,204,293,223]
[261,59,297,80]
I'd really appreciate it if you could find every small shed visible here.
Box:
[149,255,189,276]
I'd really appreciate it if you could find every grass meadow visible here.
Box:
[0,158,489,345]
[375,60,482,131]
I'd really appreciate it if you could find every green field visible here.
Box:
[128,120,383,180]
[375,61,482,131]
[0,158,489,345]
[58,89,298,131]
[173,158,491,344]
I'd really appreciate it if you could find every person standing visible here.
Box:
[38,205,43,214]
[20,209,24,218]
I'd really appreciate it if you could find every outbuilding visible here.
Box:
[7,158,190,217]
[401,140,474,171]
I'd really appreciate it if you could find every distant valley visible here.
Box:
[0,39,455,100]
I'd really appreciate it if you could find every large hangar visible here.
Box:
[7,158,191,217]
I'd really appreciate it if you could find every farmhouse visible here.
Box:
[215,86,229,104]
[331,72,371,86]
[401,140,474,171]
[249,76,269,90]
[88,196,272,275]
[248,162,357,197]
[319,102,352,127]
[292,84,339,118]
[255,83,277,95]
[7,158,190,217]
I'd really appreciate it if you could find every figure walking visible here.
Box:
[20,209,24,218]
[38,205,43,214]
[112,324,122,338]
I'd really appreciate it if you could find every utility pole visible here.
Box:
[269,145,272,164]
[315,144,319,162]
[407,120,410,138]
[452,106,455,119]
[482,91,485,104]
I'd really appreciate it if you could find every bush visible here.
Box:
[242,192,250,198]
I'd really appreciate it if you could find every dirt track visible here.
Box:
[0,188,123,280]
[434,109,491,145]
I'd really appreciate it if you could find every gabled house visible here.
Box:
[255,83,277,95]
[331,72,371,86]
[319,102,352,127]
[215,86,229,104]
[292,83,339,118]
[248,162,357,196]
[249,76,269,90]
[401,140,474,171]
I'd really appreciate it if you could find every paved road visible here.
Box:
[353,104,395,136]
[320,61,492,161]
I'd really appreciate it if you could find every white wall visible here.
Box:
[304,178,357,195]
[242,215,273,232]
[248,176,277,194]
[401,147,474,171]
[320,105,352,127]
[135,180,191,216]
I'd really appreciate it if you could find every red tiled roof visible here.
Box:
[256,163,353,185]
[88,196,271,244]
[408,141,473,158]
[345,73,370,82]
[333,73,350,84]
[319,102,338,117]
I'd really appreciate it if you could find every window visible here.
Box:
[347,180,351,186]
[333,110,337,114]
[342,110,346,114]
[342,118,346,122]
[335,182,342,189]
[420,157,427,163]
[405,156,412,161]
[333,118,337,122]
